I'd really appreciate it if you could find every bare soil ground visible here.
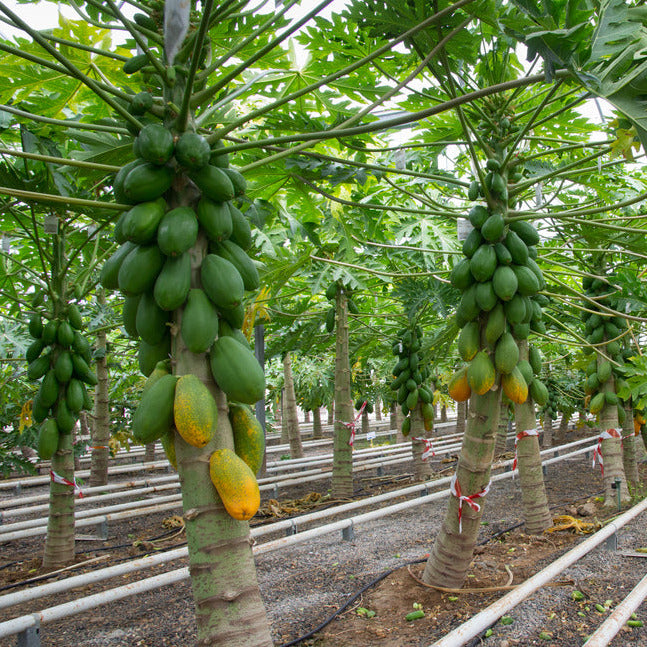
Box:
[1,429,647,647]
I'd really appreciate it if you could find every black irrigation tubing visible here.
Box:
[280,488,608,647]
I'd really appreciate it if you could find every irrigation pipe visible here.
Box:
[429,496,647,647]
[582,573,647,646]
[0,441,599,618]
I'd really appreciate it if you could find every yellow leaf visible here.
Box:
[19,400,33,431]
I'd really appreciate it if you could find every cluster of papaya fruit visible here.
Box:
[581,276,629,422]
[354,399,374,414]
[324,281,358,332]
[101,124,263,396]
[27,304,97,459]
[389,326,435,436]
[132,360,264,520]
[448,156,549,406]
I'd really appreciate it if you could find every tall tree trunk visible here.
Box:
[542,413,553,448]
[173,234,272,646]
[554,412,570,444]
[279,389,288,444]
[455,399,467,437]
[332,289,353,498]
[375,398,382,421]
[312,406,323,439]
[43,430,75,568]
[361,409,369,437]
[440,405,448,422]
[513,343,551,534]
[494,409,508,458]
[90,289,110,486]
[410,404,433,480]
[598,367,630,506]
[144,443,156,463]
[282,352,304,459]
[327,401,334,425]
[275,394,282,430]
[304,410,310,423]
[423,388,501,588]
[621,401,639,491]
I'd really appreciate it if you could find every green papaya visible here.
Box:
[191,165,235,202]
[470,244,497,282]
[481,212,505,242]
[136,291,170,345]
[54,351,73,383]
[138,335,171,377]
[458,321,480,361]
[456,283,480,323]
[475,281,497,311]
[29,313,43,339]
[492,265,518,301]
[39,369,59,409]
[214,239,260,291]
[210,140,230,168]
[118,244,164,296]
[71,353,97,386]
[123,53,148,74]
[513,265,540,296]
[100,242,137,291]
[132,373,179,444]
[153,252,191,311]
[209,336,265,404]
[57,321,75,348]
[504,230,529,265]
[121,198,166,244]
[37,419,59,459]
[67,304,83,331]
[462,228,483,258]
[220,302,245,329]
[201,253,245,311]
[26,338,45,364]
[218,319,251,349]
[123,163,173,204]
[222,168,247,197]
[66,378,85,413]
[530,379,548,406]
[181,289,219,354]
[129,91,153,115]
[55,399,77,434]
[485,303,506,347]
[113,160,143,204]
[41,321,57,345]
[450,258,474,291]
[468,205,488,228]
[229,204,252,250]
[136,124,174,166]
[528,345,542,375]
[175,132,211,170]
[325,307,335,333]
[509,220,539,246]
[494,332,519,374]
[504,294,527,324]
[157,206,199,257]
[72,331,92,364]
[197,197,233,242]
[122,294,141,338]
[494,242,512,266]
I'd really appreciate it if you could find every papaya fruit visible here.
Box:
[513,265,540,296]
[181,289,219,354]
[470,244,497,282]
[122,294,141,338]
[462,228,483,258]
[517,360,534,386]
[72,353,97,386]
[468,205,488,228]
[41,321,57,345]
[100,242,137,291]
[456,284,480,324]
[467,181,480,201]
[67,304,83,331]
[504,294,527,324]
[56,321,75,348]
[209,448,260,520]
[503,230,528,265]
[142,359,171,397]
[222,168,247,197]
[589,392,605,415]
[220,302,245,330]
[37,418,59,460]
[123,163,173,204]
[123,53,148,74]
[214,239,260,291]
[39,369,59,409]
[502,366,528,404]
[458,321,480,362]
[494,332,519,375]
[132,373,179,444]
[512,322,530,340]
[28,313,43,339]
[175,132,211,170]
[136,124,174,166]
[32,390,49,424]
[467,351,496,395]
[494,242,512,266]
[209,336,265,404]
[492,265,518,301]
[157,206,199,257]
[509,220,539,246]
[160,429,177,470]
[530,379,548,406]
[55,399,77,434]
[201,254,245,310]
[481,212,505,242]
[113,160,144,204]
[133,13,157,31]
[229,204,252,250]
[229,403,265,474]
[26,339,45,364]
[54,351,73,383]
[118,244,164,296]
[129,91,153,115]
[485,303,506,347]
[197,198,233,242]
[597,360,612,383]
[450,258,474,291]
[475,281,497,311]
[153,252,191,311]
[528,345,543,375]
[173,374,217,448]
[525,258,545,289]
[325,307,335,333]
[136,291,170,345]
[66,378,85,413]
[210,140,230,168]
[72,331,92,364]
[121,198,166,244]
[191,165,235,202]
[402,416,411,436]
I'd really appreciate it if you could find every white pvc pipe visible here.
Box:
[583,573,647,647]
[430,497,647,647]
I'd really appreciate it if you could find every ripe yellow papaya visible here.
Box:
[229,403,265,475]
[209,448,260,521]
[173,374,217,448]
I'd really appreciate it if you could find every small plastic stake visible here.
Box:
[17,618,40,647]
[285,519,297,537]
[606,530,618,551]
[98,519,109,541]
[342,521,354,541]
[615,477,622,512]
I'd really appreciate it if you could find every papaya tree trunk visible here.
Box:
[332,289,353,498]
[513,343,551,534]
[554,412,570,444]
[410,403,433,480]
[621,401,639,491]
[440,405,448,422]
[279,389,288,444]
[542,413,553,448]
[43,430,76,568]
[327,401,334,425]
[282,352,303,459]
[275,394,282,430]
[361,409,370,437]
[375,398,382,421]
[144,443,156,463]
[312,406,323,439]
[598,371,630,506]
[90,290,110,486]
[422,388,500,588]
[173,234,272,646]
[304,410,310,423]
[455,399,467,437]
[494,412,508,458]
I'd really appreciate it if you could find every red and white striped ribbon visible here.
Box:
[50,470,84,498]
[450,474,491,533]
[412,436,435,461]
[592,428,622,477]
[344,400,367,447]
[91,445,109,451]
[512,428,540,473]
